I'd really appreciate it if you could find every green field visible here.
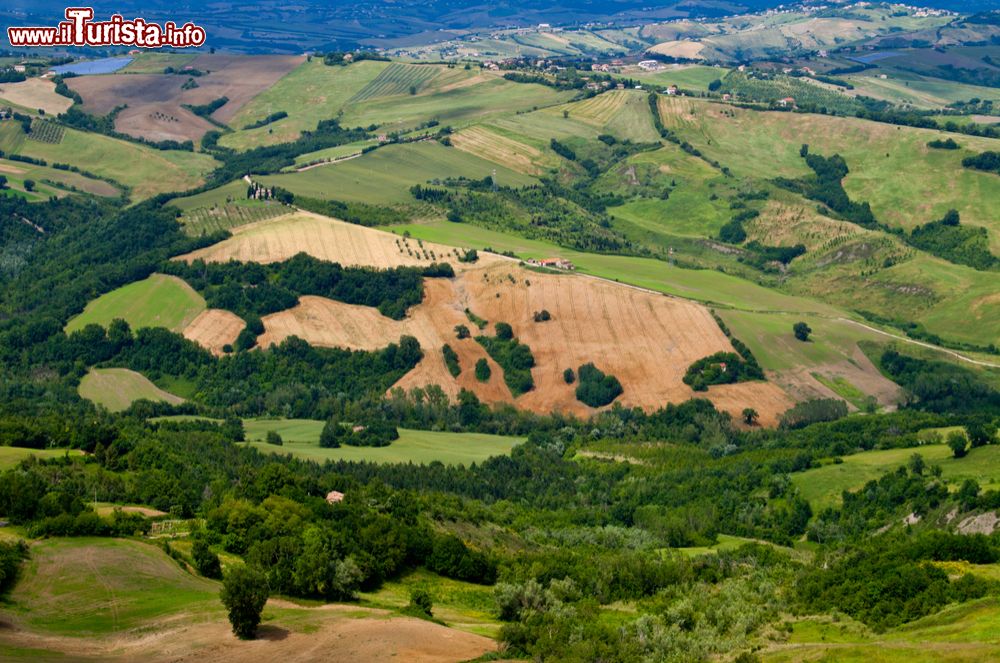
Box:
[766,597,1000,662]
[222,59,390,150]
[791,443,1000,511]
[3,537,220,637]
[359,567,500,637]
[260,141,536,204]
[0,122,217,201]
[66,274,205,334]
[634,64,730,91]
[244,419,523,465]
[0,446,82,470]
[78,368,185,412]
[349,63,441,102]
[0,156,120,200]
[291,139,379,167]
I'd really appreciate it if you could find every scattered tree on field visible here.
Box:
[948,431,968,459]
[742,408,759,425]
[793,322,812,342]
[220,565,270,640]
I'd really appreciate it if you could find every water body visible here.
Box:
[51,56,133,75]
[848,51,901,65]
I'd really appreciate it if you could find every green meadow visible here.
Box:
[65,274,205,334]
[260,141,536,204]
[791,443,1000,511]
[0,447,83,470]
[0,157,120,200]
[78,368,185,412]
[0,122,217,201]
[244,419,523,465]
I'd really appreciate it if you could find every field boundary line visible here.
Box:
[836,318,1000,369]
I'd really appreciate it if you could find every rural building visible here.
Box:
[778,97,795,108]
[13,64,26,73]
[638,60,661,71]
[528,257,575,270]
[722,93,732,101]
[666,84,679,95]
[325,491,345,504]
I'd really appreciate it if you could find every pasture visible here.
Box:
[0,122,217,200]
[791,444,1000,511]
[632,64,729,91]
[245,421,524,465]
[78,368,185,412]
[66,274,205,334]
[0,447,82,470]
[0,536,497,662]
[259,141,535,204]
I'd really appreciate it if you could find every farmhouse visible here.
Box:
[778,97,795,108]
[528,257,575,270]
[666,84,679,95]
[638,60,661,71]
[325,490,345,504]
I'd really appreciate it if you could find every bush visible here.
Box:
[793,322,812,341]
[475,358,491,382]
[563,368,575,384]
[575,363,623,407]
[533,310,551,322]
[443,344,461,377]
[948,431,968,458]
[407,587,434,617]
[220,565,270,639]
[454,324,470,339]
[193,538,222,579]
[265,430,283,446]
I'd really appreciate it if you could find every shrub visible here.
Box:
[454,324,470,339]
[563,368,575,384]
[574,363,623,407]
[475,358,491,382]
[533,310,551,322]
[193,538,222,579]
[407,587,434,618]
[265,430,283,446]
[793,322,812,341]
[443,344,461,377]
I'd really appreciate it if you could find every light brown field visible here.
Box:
[451,126,546,175]
[744,199,865,251]
[648,41,706,60]
[183,309,245,355]
[255,259,793,423]
[65,55,302,142]
[175,210,500,271]
[568,89,630,125]
[0,78,73,114]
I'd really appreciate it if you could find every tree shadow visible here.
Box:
[256,625,290,641]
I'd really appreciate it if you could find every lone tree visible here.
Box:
[220,565,270,640]
[793,322,812,342]
[947,431,968,459]
[407,587,434,618]
[742,408,759,425]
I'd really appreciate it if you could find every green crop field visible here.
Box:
[558,90,661,143]
[0,157,120,199]
[260,141,536,204]
[291,139,379,167]
[349,63,441,102]
[66,273,205,333]
[78,368,185,412]
[0,447,82,470]
[222,59,390,150]
[634,65,730,91]
[791,444,1000,511]
[244,419,524,465]
[0,122,217,200]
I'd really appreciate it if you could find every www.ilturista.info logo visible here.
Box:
[7,7,206,48]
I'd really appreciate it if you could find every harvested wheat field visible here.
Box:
[251,246,792,422]
[451,126,547,175]
[0,78,73,115]
[183,309,246,355]
[175,210,500,272]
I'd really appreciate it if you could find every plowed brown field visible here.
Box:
[183,309,245,355]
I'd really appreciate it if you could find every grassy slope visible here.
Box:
[0,157,120,199]
[259,141,536,204]
[244,419,523,465]
[65,274,206,333]
[791,442,1000,511]
[633,64,730,91]
[0,122,217,200]
[0,447,83,470]
[78,368,185,412]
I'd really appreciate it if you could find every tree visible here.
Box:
[967,422,995,448]
[475,358,491,382]
[742,408,759,425]
[454,324,470,339]
[193,538,222,579]
[220,565,269,639]
[23,179,35,192]
[495,322,514,341]
[947,431,968,459]
[265,430,283,446]
[793,322,812,342]
[563,368,575,384]
[908,453,926,476]
[0,175,7,190]
[407,586,434,617]
[319,418,345,448]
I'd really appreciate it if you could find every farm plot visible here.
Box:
[562,89,662,143]
[78,368,185,412]
[176,210,496,271]
[0,157,119,199]
[0,78,73,115]
[260,140,536,204]
[182,309,245,355]
[0,122,217,200]
[66,274,206,334]
[180,202,292,236]
[450,125,550,175]
[348,63,441,103]
[26,119,64,144]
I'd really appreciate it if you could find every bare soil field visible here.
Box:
[183,309,245,355]
[0,78,73,114]
[175,210,500,272]
[65,55,302,142]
